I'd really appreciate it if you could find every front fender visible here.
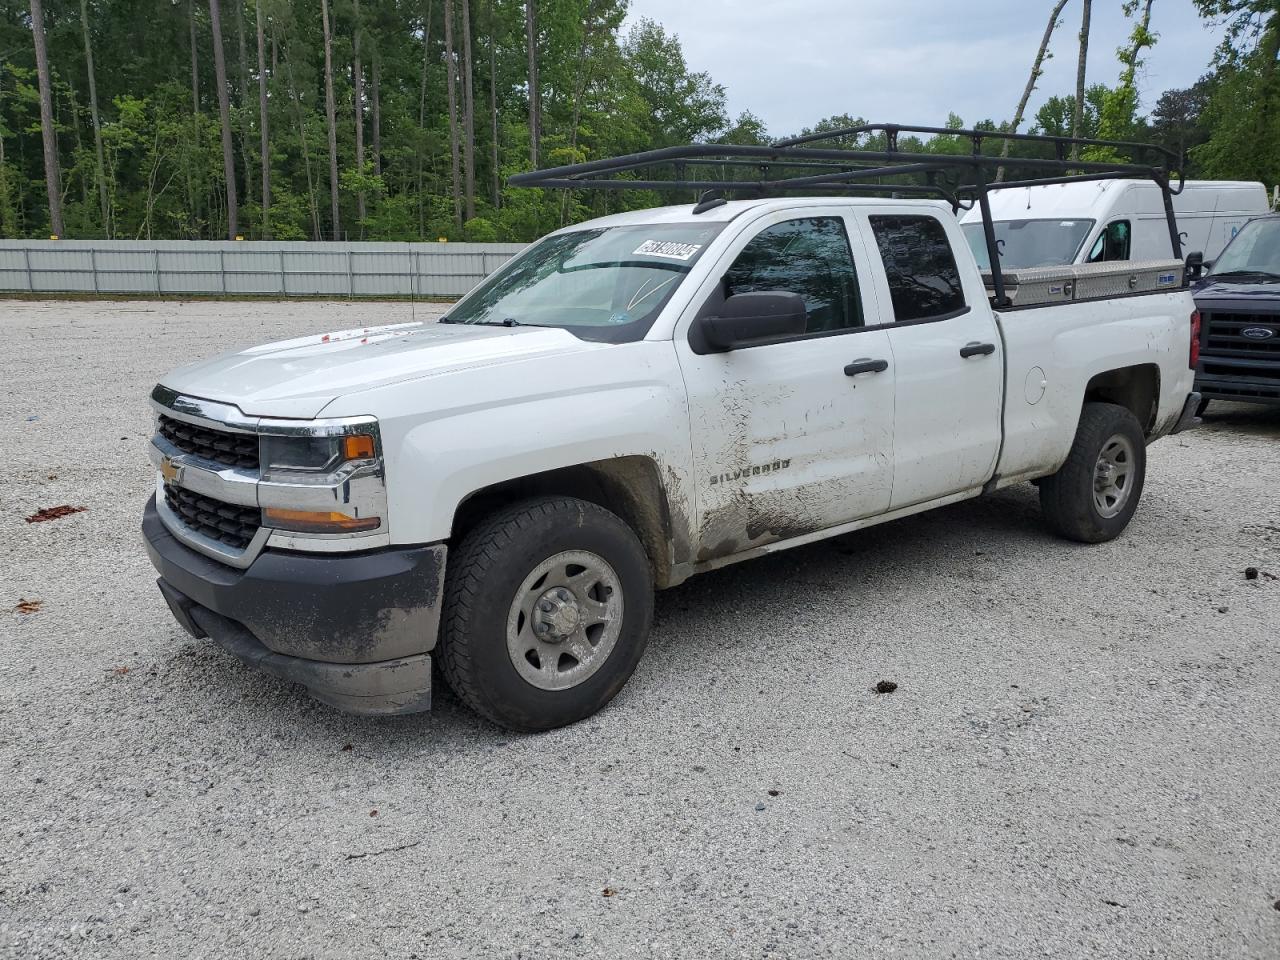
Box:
[328,341,696,551]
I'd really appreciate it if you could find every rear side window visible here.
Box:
[869,215,966,322]
[724,217,863,334]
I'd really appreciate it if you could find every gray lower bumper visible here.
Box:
[155,581,432,715]
[144,494,442,716]
[1170,391,1203,435]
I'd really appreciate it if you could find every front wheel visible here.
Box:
[1039,402,1147,543]
[438,496,654,731]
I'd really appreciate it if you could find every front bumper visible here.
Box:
[143,495,445,715]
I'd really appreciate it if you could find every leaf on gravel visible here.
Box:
[107,666,131,677]
[1245,567,1259,580]
[369,809,378,817]
[25,505,87,523]
[14,598,42,614]
[601,887,617,897]
[341,743,354,752]
[874,680,898,694]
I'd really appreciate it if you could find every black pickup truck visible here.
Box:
[1193,214,1280,412]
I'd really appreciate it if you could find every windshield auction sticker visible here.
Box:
[633,240,703,261]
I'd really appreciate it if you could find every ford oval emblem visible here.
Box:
[1242,326,1276,340]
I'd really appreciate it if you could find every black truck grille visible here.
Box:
[158,414,260,470]
[1199,310,1280,402]
[163,485,261,550]
[1203,312,1280,357]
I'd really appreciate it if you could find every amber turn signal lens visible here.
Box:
[343,434,376,460]
[263,508,381,534]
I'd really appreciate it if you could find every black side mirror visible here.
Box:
[695,292,807,352]
[1185,251,1205,282]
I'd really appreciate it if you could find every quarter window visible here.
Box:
[724,217,863,333]
[869,215,967,322]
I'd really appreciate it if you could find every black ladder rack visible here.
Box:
[508,122,1186,307]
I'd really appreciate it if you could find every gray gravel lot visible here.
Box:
[2,297,1279,959]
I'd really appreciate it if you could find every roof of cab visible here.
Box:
[558,196,954,233]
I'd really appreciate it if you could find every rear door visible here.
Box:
[675,211,896,559]
[854,210,1004,510]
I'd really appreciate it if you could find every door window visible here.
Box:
[723,217,863,333]
[868,215,967,322]
[1087,220,1132,262]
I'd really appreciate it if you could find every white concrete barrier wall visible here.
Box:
[0,240,528,298]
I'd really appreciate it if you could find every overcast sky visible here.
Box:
[625,0,1223,139]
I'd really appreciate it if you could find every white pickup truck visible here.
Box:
[143,193,1202,731]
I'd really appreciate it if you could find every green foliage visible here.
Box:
[0,0,741,240]
[2,0,1278,242]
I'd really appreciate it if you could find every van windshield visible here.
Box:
[962,219,1095,270]
[444,222,725,343]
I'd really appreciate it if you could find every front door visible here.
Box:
[675,212,896,562]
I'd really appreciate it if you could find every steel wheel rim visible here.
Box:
[506,549,624,691]
[1093,433,1136,518]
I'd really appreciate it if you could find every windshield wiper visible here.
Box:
[1209,269,1280,282]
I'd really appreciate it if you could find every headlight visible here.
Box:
[260,433,377,479]
[257,422,387,540]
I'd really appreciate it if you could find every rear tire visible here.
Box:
[1039,402,1146,544]
[438,496,653,731]
[1196,397,1211,418]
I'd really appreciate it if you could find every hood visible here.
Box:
[158,320,603,419]
[1193,277,1280,309]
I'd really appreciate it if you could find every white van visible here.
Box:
[959,180,1268,271]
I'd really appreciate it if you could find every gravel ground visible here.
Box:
[2,297,1279,960]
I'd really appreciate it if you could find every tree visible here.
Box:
[352,0,366,227]
[28,0,65,236]
[208,0,239,238]
[461,0,476,221]
[255,0,271,237]
[998,0,1070,179]
[320,0,341,237]
[1072,0,1092,157]
[444,0,463,226]
[234,0,255,211]
[1094,0,1158,147]
[1191,1,1280,184]
[1150,80,1211,169]
[526,0,539,167]
[79,0,109,234]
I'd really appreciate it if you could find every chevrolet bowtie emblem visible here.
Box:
[160,457,182,484]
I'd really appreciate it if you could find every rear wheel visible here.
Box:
[1196,397,1211,418]
[1039,402,1146,543]
[438,496,653,731]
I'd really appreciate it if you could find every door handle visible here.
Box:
[959,341,996,358]
[844,358,889,376]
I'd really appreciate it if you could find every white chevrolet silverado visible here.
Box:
[143,130,1203,730]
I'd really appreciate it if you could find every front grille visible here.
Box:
[1202,312,1280,358]
[158,414,259,470]
[163,484,261,550]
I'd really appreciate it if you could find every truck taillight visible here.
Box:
[1189,310,1201,369]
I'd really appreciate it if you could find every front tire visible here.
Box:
[438,496,654,731]
[1039,402,1147,544]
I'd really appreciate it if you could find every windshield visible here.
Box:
[445,222,726,342]
[1209,218,1280,279]
[962,218,1095,270]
